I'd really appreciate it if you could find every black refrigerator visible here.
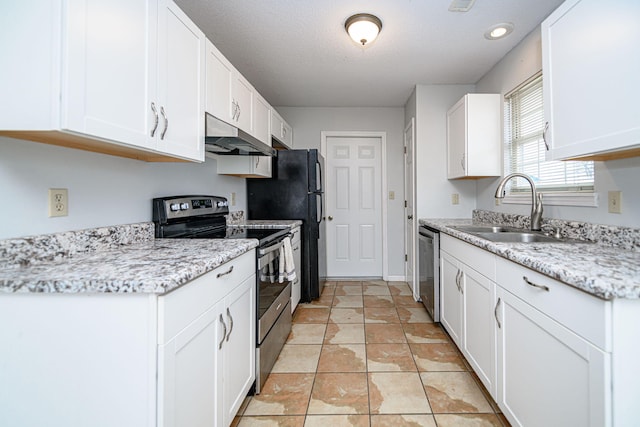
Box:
[247,149,325,302]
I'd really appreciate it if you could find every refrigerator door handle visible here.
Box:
[317,192,323,224]
[316,158,323,193]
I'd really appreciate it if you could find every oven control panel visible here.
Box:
[152,195,229,223]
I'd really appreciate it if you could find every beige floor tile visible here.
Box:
[293,306,331,323]
[391,294,424,307]
[497,413,513,427]
[365,324,407,343]
[244,373,314,416]
[362,279,387,286]
[402,323,450,344]
[330,308,365,324]
[321,283,336,295]
[317,344,367,372]
[333,295,364,308]
[287,323,327,345]
[366,343,417,372]
[397,307,434,323]
[304,415,370,427]
[370,414,436,427]
[434,414,503,427]
[388,283,412,296]
[420,372,493,414]
[368,372,432,414]
[308,373,369,415]
[309,293,334,307]
[335,281,362,287]
[364,307,400,323]
[362,285,391,296]
[324,323,366,344]
[335,285,364,296]
[236,415,306,427]
[410,343,467,372]
[271,344,322,373]
[363,295,395,307]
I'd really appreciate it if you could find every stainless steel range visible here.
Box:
[152,195,292,394]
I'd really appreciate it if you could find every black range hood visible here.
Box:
[204,113,276,156]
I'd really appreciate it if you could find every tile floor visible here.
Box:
[233,280,511,427]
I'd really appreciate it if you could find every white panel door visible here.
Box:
[404,118,417,296]
[326,136,383,277]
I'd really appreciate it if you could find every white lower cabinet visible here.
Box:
[290,226,302,312]
[441,234,614,427]
[495,287,609,427]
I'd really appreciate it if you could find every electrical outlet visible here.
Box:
[230,192,236,206]
[608,191,622,214]
[495,198,501,206]
[451,193,460,205]
[48,188,68,217]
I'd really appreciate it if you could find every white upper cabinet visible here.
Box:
[542,0,640,161]
[252,92,271,145]
[205,39,233,124]
[446,94,501,179]
[270,108,293,148]
[0,0,205,162]
[216,155,272,178]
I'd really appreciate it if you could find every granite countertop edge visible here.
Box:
[0,239,259,295]
[421,218,640,300]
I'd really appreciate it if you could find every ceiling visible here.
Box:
[175,0,564,108]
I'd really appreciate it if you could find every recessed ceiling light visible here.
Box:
[485,23,514,40]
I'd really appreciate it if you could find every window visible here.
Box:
[504,73,594,202]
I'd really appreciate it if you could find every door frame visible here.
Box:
[320,131,389,280]
[404,118,418,291]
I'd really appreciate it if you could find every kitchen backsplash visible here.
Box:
[225,211,245,225]
[473,209,640,251]
[0,222,154,269]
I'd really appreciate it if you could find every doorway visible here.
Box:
[321,131,387,279]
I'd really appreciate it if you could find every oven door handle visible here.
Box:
[258,240,285,256]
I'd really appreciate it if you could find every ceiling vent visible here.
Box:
[448,0,476,12]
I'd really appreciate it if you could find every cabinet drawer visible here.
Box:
[441,234,496,281]
[496,257,610,350]
[158,250,255,344]
[290,226,301,245]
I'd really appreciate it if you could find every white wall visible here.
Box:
[407,84,477,220]
[0,137,247,239]
[475,28,640,227]
[277,107,406,278]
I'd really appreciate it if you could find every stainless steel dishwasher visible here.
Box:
[418,226,440,322]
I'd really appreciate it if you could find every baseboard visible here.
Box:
[323,275,407,282]
[385,275,406,282]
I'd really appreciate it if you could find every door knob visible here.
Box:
[328,216,333,221]
[408,215,413,220]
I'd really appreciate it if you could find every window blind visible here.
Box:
[504,73,594,193]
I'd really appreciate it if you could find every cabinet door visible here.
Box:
[446,97,466,179]
[232,73,253,133]
[220,276,256,427]
[205,39,234,124]
[282,120,293,148]
[543,0,640,160]
[291,227,302,312]
[216,155,272,178]
[63,0,155,149]
[158,303,222,427]
[496,288,610,427]
[252,93,271,144]
[156,0,204,161]
[270,110,284,140]
[462,267,496,397]
[440,251,463,347]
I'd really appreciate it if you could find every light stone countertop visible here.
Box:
[0,239,257,295]
[228,219,303,229]
[421,218,640,300]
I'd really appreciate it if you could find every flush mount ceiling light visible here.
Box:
[345,13,382,46]
[485,23,514,40]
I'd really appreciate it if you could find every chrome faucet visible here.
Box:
[494,173,543,231]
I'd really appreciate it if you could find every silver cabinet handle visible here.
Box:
[231,100,238,121]
[225,307,234,342]
[218,313,227,349]
[150,102,159,137]
[160,106,168,140]
[293,245,299,251]
[255,157,260,168]
[216,266,234,278]
[461,153,466,172]
[408,215,413,220]
[523,276,550,292]
[236,102,241,121]
[543,122,550,151]
[494,297,502,329]
[455,269,461,292]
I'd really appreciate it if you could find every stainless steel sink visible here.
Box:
[451,224,584,243]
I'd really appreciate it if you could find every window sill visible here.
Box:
[502,192,598,207]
